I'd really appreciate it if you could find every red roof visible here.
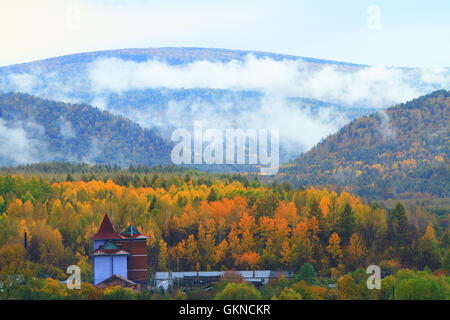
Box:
[92,214,122,240]
[121,234,150,239]
[120,225,150,239]
[92,240,130,256]
[95,274,138,287]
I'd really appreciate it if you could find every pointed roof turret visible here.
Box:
[121,225,150,239]
[121,225,141,236]
[101,240,121,250]
[92,240,130,256]
[92,214,122,240]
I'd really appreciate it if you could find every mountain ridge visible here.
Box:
[0,92,172,167]
[0,47,368,71]
[0,47,447,167]
[279,90,449,199]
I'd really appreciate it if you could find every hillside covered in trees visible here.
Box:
[280,90,449,199]
[0,92,172,167]
[0,172,448,299]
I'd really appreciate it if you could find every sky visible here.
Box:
[0,0,449,67]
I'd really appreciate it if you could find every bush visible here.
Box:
[102,286,136,300]
[272,287,302,300]
[294,263,318,285]
[215,282,261,300]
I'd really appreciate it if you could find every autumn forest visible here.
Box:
[0,169,448,300]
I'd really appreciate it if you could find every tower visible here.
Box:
[91,214,149,286]
[116,225,150,283]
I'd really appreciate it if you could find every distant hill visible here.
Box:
[0,47,446,162]
[0,92,172,167]
[280,90,450,199]
[0,47,366,73]
[0,48,381,161]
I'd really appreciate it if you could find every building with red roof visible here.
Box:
[92,214,149,287]
[92,214,122,241]
[95,274,141,293]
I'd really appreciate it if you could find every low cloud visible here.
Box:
[58,116,77,140]
[0,118,55,166]
[87,55,449,107]
[376,110,397,141]
[114,93,349,160]
[8,73,37,92]
[83,55,448,159]
[81,137,104,164]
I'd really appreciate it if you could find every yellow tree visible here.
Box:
[6,199,24,218]
[237,252,260,270]
[336,274,358,299]
[274,201,299,225]
[227,224,241,265]
[326,232,343,267]
[280,241,294,269]
[421,223,437,244]
[185,234,199,271]
[238,213,256,252]
[29,222,65,267]
[197,223,215,270]
[292,219,313,266]
[0,243,30,297]
[345,233,366,269]
[214,239,229,268]
[172,239,186,270]
[158,239,168,271]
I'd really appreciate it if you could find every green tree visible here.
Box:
[390,202,408,233]
[148,195,157,213]
[442,250,450,271]
[338,203,355,242]
[294,263,317,285]
[215,282,261,300]
[272,287,302,300]
[207,188,218,202]
[103,286,137,300]
[389,202,409,246]
[397,277,445,300]
[0,243,31,298]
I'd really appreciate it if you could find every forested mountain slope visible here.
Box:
[0,92,172,167]
[280,90,449,199]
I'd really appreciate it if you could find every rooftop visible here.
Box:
[120,225,150,239]
[92,240,130,256]
[154,270,292,280]
[92,214,122,240]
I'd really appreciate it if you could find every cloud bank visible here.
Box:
[0,118,54,166]
[84,55,448,159]
[0,54,448,165]
[88,55,449,107]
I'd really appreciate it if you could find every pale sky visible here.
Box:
[0,0,449,67]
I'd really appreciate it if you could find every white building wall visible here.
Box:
[94,255,112,285]
[94,255,128,285]
[113,255,128,279]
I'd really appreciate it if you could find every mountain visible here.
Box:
[280,90,450,199]
[0,47,413,162]
[0,47,447,162]
[0,92,172,167]
[0,47,366,73]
